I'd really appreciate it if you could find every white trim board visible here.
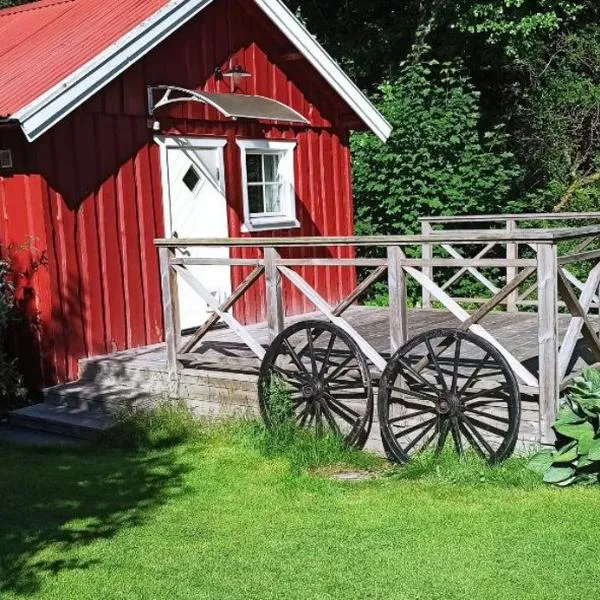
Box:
[11,0,391,143]
[236,138,300,233]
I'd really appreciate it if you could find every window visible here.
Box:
[182,164,201,192]
[237,139,299,232]
[0,149,12,170]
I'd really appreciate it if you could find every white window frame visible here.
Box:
[237,139,299,232]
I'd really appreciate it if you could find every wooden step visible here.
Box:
[0,424,88,447]
[44,381,157,414]
[8,404,113,441]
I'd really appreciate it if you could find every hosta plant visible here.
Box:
[529,368,600,486]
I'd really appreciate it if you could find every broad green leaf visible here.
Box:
[553,476,578,488]
[527,451,555,474]
[554,442,578,464]
[587,438,600,461]
[557,405,585,425]
[554,420,594,441]
[544,465,576,484]
[577,431,595,455]
[577,456,595,469]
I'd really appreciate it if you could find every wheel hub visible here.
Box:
[302,379,325,399]
[437,394,461,416]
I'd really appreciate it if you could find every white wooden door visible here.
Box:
[160,137,231,331]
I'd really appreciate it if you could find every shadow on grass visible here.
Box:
[0,409,196,596]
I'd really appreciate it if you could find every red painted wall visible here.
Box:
[0,0,361,387]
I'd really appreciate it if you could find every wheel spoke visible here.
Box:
[325,354,356,383]
[458,352,491,396]
[464,406,510,424]
[460,416,496,458]
[462,414,508,438]
[450,416,464,457]
[318,332,337,379]
[435,418,451,455]
[389,385,438,404]
[320,401,343,437]
[283,339,310,376]
[464,398,508,410]
[397,359,441,396]
[323,393,361,425]
[388,408,433,424]
[269,365,304,387]
[314,401,323,436]
[451,337,461,394]
[297,404,311,426]
[327,380,366,392]
[394,416,437,439]
[306,329,318,376]
[404,420,437,453]
[462,385,506,403]
[425,337,449,393]
[291,397,307,410]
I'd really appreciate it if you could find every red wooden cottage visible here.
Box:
[0,0,391,390]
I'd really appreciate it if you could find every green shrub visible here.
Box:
[529,368,600,486]
[351,56,522,239]
[0,259,26,410]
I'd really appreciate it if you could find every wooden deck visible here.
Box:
[76,306,592,453]
[174,306,583,378]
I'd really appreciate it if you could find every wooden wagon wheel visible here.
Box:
[378,328,520,464]
[259,320,374,449]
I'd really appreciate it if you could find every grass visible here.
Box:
[2,405,600,599]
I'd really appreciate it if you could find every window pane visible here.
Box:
[263,154,280,183]
[264,183,282,213]
[246,154,263,183]
[248,185,264,215]
[182,165,201,192]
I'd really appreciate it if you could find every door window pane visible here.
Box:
[183,165,201,192]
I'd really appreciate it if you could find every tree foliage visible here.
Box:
[6,0,600,218]
[351,59,520,237]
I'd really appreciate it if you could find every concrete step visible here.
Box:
[0,424,88,447]
[44,381,157,414]
[8,404,113,441]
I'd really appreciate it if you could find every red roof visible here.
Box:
[0,0,171,117]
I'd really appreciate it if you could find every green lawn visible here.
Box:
[2,416,600,600]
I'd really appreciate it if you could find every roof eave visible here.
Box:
[11,0,391,143]
[13,0,216,142]
[254,0,392,142]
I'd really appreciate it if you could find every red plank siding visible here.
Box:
[1,0,359,387]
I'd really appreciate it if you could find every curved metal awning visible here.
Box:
[148,85,309,125]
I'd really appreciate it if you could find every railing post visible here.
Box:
[159,246,181,378]
[506,219,519,312]
[421,220,433,308]
[537,242,559,445]
[387,246,409,352]
[264,247,284,342]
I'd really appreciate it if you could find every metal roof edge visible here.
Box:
[254,0,392,143]
[13,0,391,143]
[14,0,216,141]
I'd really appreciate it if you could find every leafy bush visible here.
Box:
[0,259,26,410]
[529,368,600,486]
[351,57,522,238]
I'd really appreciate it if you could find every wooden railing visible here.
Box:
[156,218,600,444]
[421,212,600,311]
